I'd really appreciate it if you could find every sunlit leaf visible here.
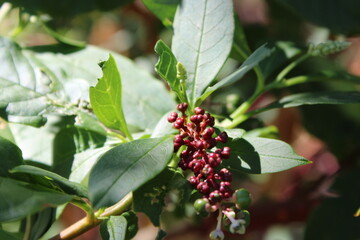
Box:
[222,137,310,174]
[90,55,132,139]
[172,0,234,107]
[89,136,173,209]
[0,37,50,126]
[154,40,181,97]
[197,44,274,104]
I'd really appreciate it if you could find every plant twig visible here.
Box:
[23,215,32,240]
[49,193,133,240]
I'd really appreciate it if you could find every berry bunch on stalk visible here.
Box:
[168,103,252,239]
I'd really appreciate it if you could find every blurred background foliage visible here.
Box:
[0,0,359,239]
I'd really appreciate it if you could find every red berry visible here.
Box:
[195,140,205,149]
[221,147,231,159]
[215,132,228,143]
[209,190,223,203]
[174,135,183,144]
[167,112,178,123]
[189,176,199,186]
[208,157,221,168]
[194,107,205,115]
[201,164,214,177]
[197,182,210,194]
[202,127,214,139]
[219,168,232,181]
[177,103,188,112]
[200,121,207,129]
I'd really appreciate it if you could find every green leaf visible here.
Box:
[151,112,177,138]
[0,37,50,127]
[11,165,88,197]
[0,118,15,142]
[36,45,175,131]
[75,111,107,135]
[8,117,64,166]
[7,0,134,18]
[0,136,23,177]
[243,126,279,139]
[222,137,310,174]
[100,215,127,240]
[133,168,175,226]
[197,44,274,105]
[154,40,181,96]
[229,14,251,62]
[317,71,360,84]
[100,211,138,240]
[278,0,360,35]
[68,146,112,185]
[1,37,175,130]
[305,169,360,240]
[0,229,23,240]
[121,211,138,240]
[90,54,132,139]
[141,0,179,26]
[259,41,302,79]
[20,208,55,240]
[52,125,107,178]
[172,0,235,107]
[217,128,246,139]
[266,91,360,110]
[89,136,174,209]
[0,177,73,222]
[156,229,167,240]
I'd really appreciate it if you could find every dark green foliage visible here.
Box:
[89,137,173,209]
[1,0,134,18]
[278,0,360,35]
[0,136,23,177]
[305,169,360,240]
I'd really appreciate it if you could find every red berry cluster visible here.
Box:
[168,103,233,205]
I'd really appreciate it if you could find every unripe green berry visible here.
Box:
[194,198,209,215]
[241,210,251,227]
[235,188,251,210]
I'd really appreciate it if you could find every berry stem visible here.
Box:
[216,207,223,231]
[275,53,310,82]
[223,210,236,225]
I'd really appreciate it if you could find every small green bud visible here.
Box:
[176,62,187,80]
[235,188,251,210]
[308,41,351,56]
